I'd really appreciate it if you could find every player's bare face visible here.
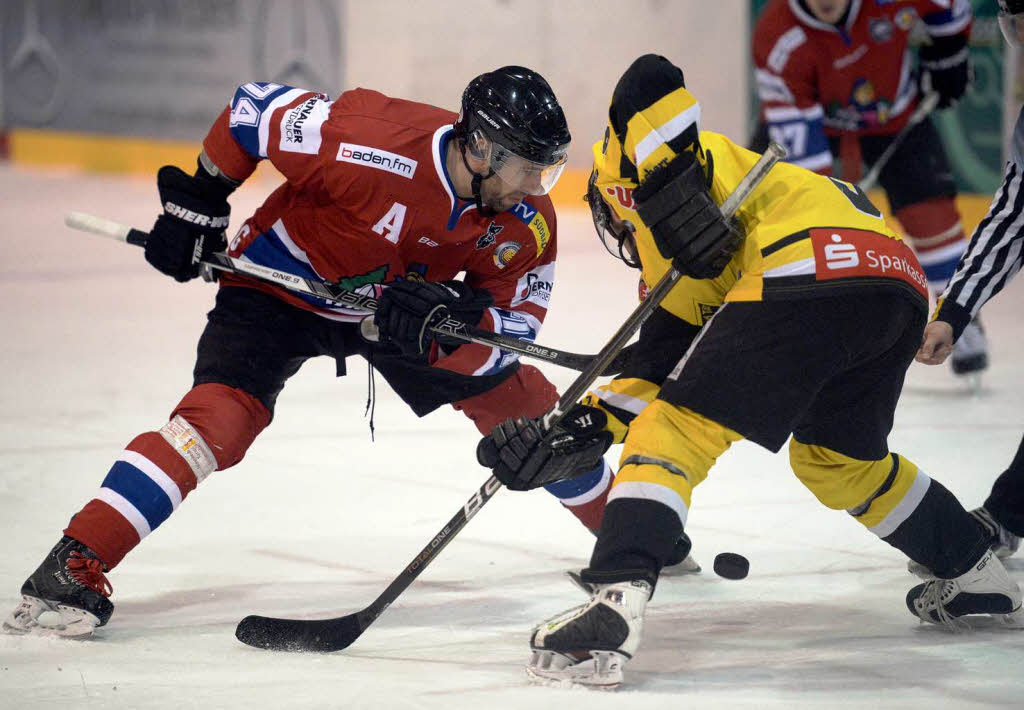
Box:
[804,0,849,24]
[480,174,528,213]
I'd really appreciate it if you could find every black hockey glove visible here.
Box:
[145,162,232,282]
[476,404,613,491]
[634,150,742,280]
[374,279,493,358]
[919,34,971,109]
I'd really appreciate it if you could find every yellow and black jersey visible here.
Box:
[584,71,929,441]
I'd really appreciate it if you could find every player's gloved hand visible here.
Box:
[919,34,971,109]
[146,163,232,282]
[476,404,613,491]
[374,279,493,358]
[634,149,742,280]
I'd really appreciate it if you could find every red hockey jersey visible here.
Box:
[753,0,971,171]
[201,83,559,379]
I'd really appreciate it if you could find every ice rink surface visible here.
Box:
[2,163,1023,709]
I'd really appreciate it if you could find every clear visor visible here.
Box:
[469,129,568,195]
[586,173,639,268]
[999,11,1024,47]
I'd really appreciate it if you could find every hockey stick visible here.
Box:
[231,141,787,653]
[857,92,940,192]
[64,211,622,375]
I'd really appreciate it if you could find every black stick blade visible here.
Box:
[235,613,363,653]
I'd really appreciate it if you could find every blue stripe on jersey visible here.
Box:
[438,132,477,229]
[494,308,537,341]
[101,461,174,531]
[228,82,293,160]
[241,228,338,310]
[242,228,320,280]
[480,349,519,377]
[474,308,537,376]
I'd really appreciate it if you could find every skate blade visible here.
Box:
[907,560,935,580]
[526,650,625,689]
[662,554,702,576]
[4,595,101,639]
[966,373,983,395]
[996,606,1024,629]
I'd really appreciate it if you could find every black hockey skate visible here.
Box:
[906,549,1023,630]
[908,507,1021,578]
[3,536,113,638]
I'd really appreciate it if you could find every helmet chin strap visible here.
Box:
[459,141,497,216]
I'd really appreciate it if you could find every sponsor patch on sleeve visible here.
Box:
[510,262,556,308]
[279,96,331,155]
[511,201,552,254]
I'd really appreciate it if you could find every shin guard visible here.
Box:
[65,384,270,568]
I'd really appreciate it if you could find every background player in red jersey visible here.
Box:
[2,67,624,638]
[751,0,988,377]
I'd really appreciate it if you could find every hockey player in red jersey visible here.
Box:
[752,0,989,378]
[3,67,622,638]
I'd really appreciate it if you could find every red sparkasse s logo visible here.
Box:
[810,228,927,299]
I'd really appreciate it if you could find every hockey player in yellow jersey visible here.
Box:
[476,55,1023,689]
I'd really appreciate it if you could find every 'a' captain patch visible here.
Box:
[510,201,551,254]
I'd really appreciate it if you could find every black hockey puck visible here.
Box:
[713,552,749,580]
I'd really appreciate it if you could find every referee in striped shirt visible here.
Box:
[916,0,1024,562]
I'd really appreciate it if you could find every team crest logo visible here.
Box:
[851,79,877,107]
[476,221,504,249]
[493,241,522,269]
[894,8,917,31]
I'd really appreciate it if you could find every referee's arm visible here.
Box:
[936,161,1024,341]
[918,160,1024,364]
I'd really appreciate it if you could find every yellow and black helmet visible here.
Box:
[588,54,708,266]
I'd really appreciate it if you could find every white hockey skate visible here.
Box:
[908,507,1021,579]
[906,549,1024,630]
[527,579,651,689]
[951,317,988,389]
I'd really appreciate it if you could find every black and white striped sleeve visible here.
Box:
[935,161,1024,341]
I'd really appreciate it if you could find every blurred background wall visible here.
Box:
[0,0,747,181]
[0,0,1014,226]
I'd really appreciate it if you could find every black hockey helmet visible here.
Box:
[1000,0,1024,46]
[454,66,571,198]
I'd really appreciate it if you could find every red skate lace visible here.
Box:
[67,552,113,597]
